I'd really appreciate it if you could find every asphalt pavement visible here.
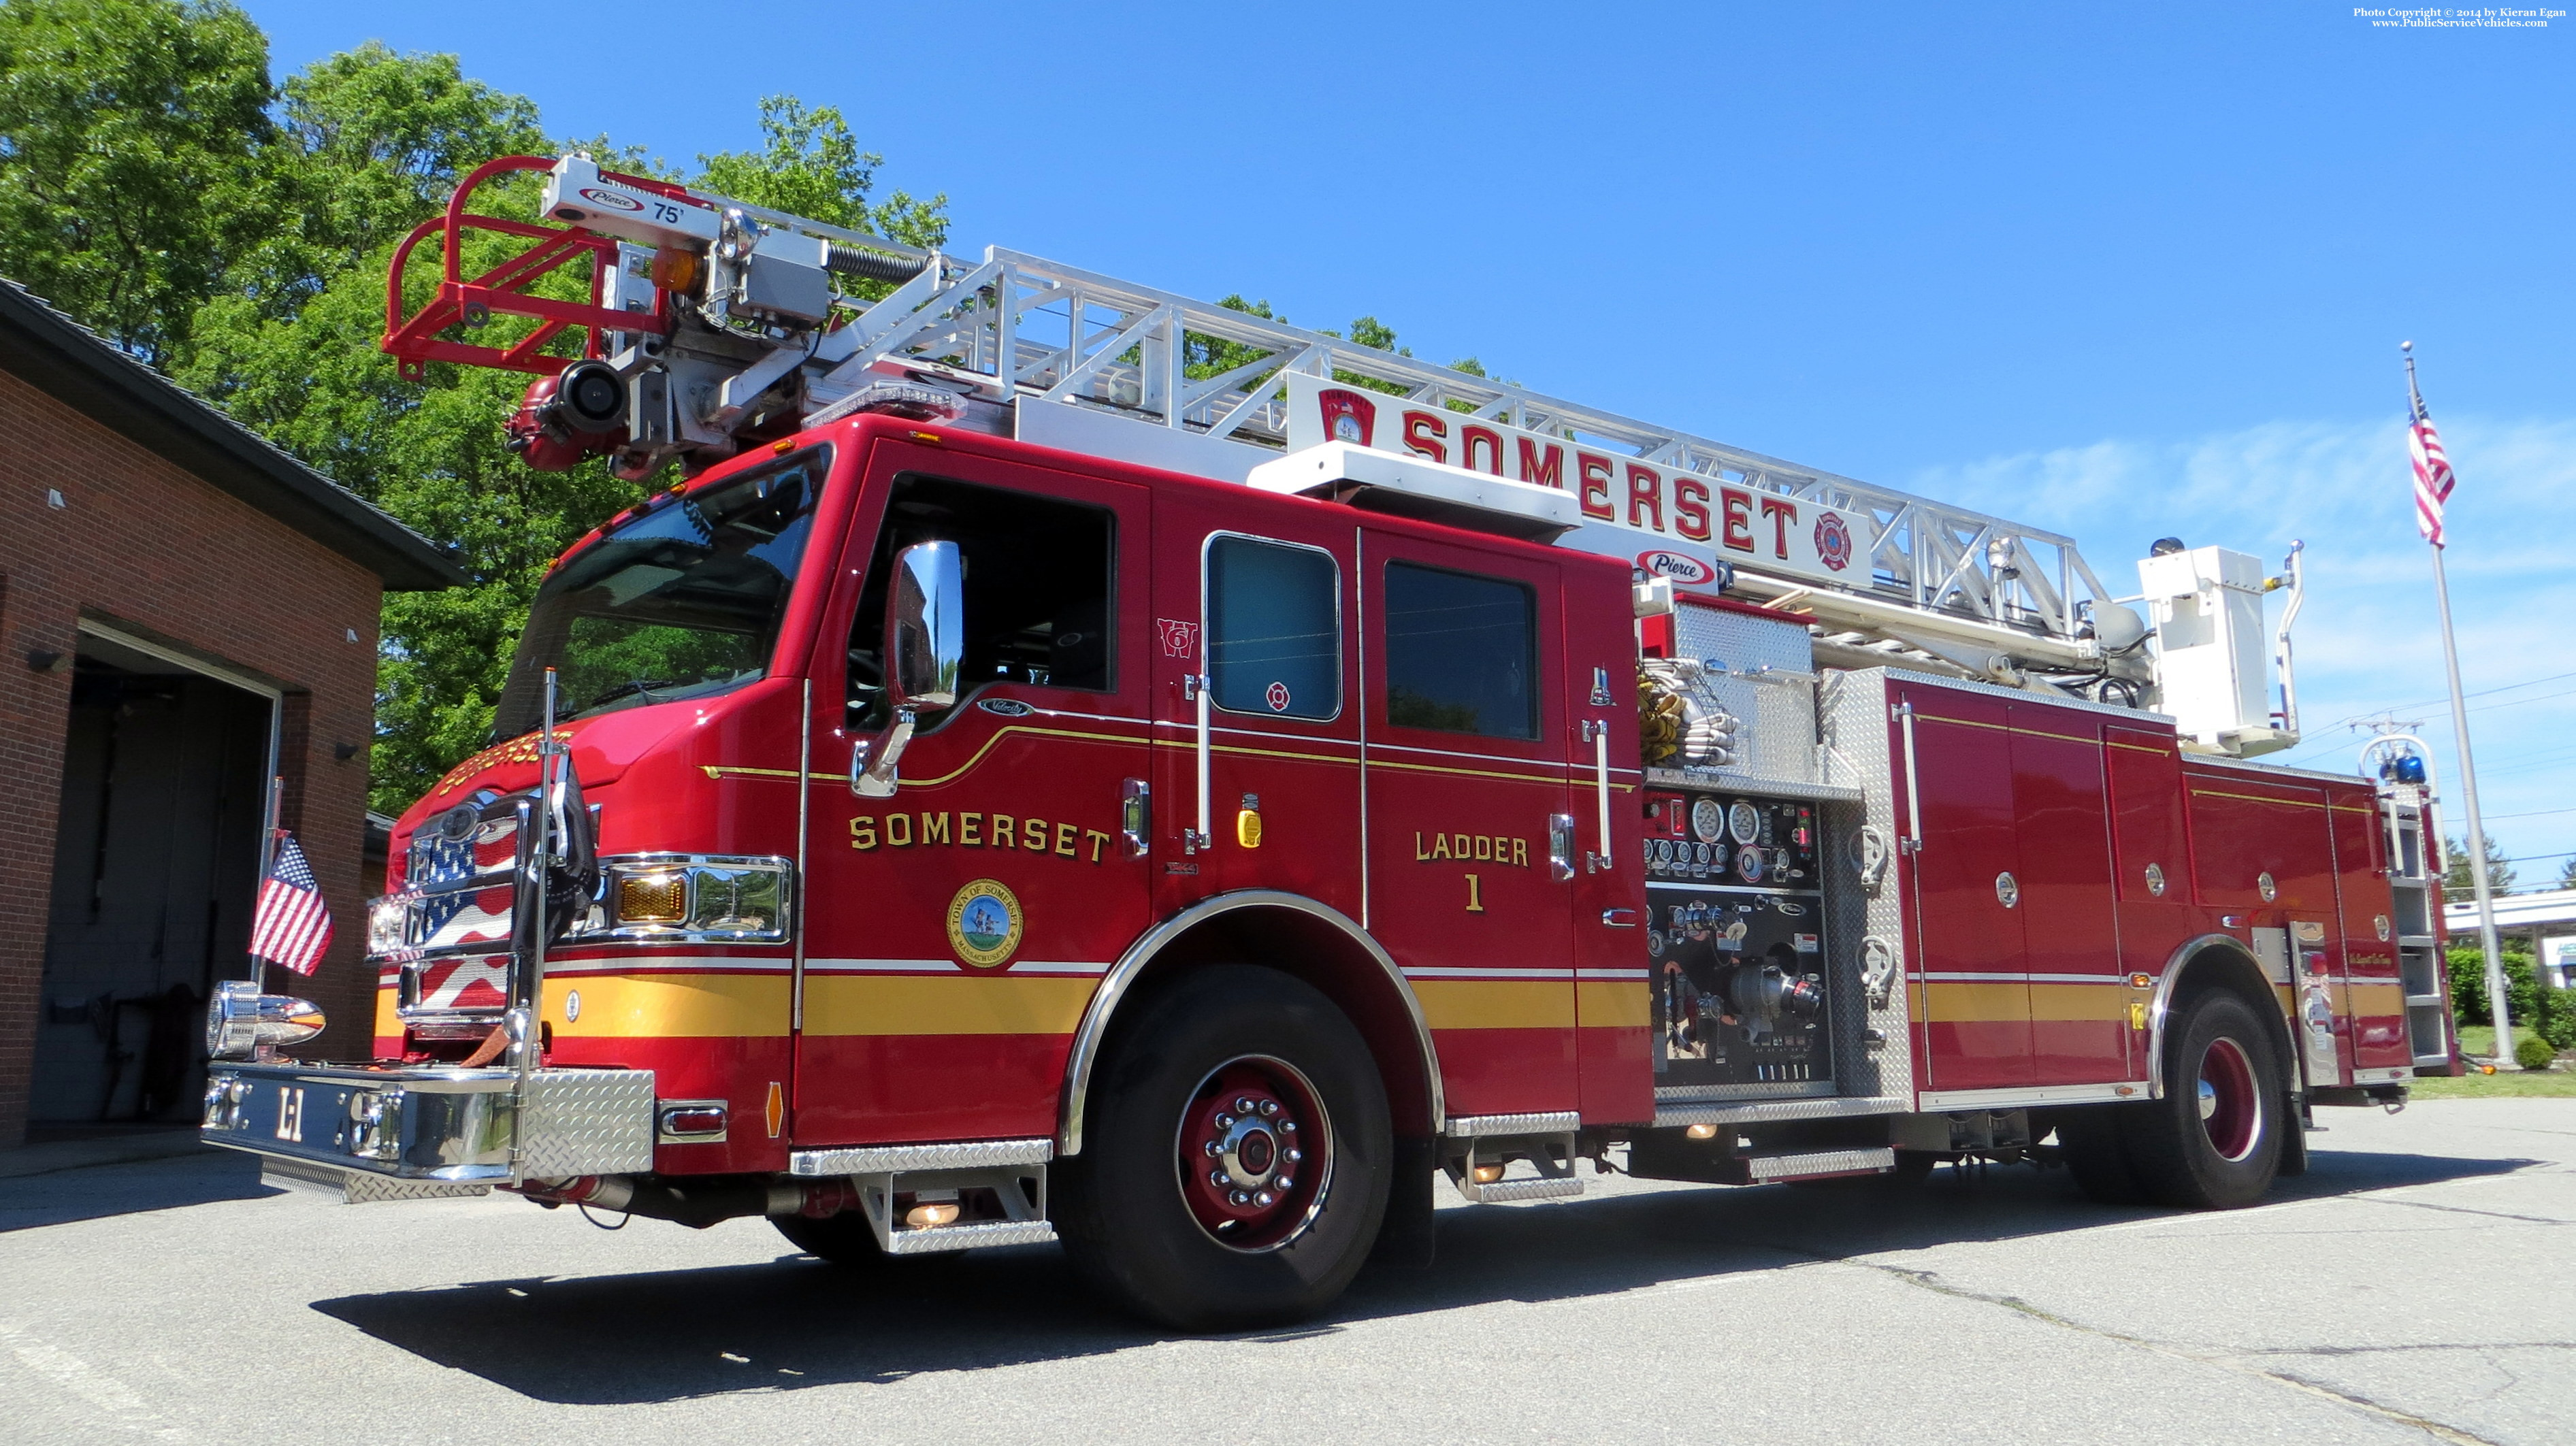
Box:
[1,1099,2568,1446]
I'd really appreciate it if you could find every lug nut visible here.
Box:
[1235,1097,1256,1113]
[1210,1169,1229,1187]
[1229,1190,1251,1206]
[1204,1139,1222,1156]
[1258,1099,1279,1117]
[1253,1192,1274,1208]
[1273,1177,1294,1192]
[1213,1113,1235,1130]
[1284,1148,1303,1164]
[1279,1121,1297,1134]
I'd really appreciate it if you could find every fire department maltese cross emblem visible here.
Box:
[946,878,1024,969]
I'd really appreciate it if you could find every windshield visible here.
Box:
[491,448,827,740]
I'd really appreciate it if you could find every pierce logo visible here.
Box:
[577,186,647,213]
[1813,512,1853,572]
[1635,550,1713,585]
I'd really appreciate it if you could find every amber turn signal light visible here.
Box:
[618,871,687,923]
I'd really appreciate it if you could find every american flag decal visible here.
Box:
[251,832,336,976]
[2408,381,2456,548]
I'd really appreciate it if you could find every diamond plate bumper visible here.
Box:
[200,1060,655,1190]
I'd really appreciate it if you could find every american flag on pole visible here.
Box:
[250,831,335,976]
[2408,376,2457,547]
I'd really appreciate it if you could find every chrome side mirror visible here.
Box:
[853,540,962,797]
[889,540,962,712]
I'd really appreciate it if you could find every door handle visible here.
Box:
[1121,778,1151,859]
[1601,908,1640,928]
[1582,719,1612,873]
[851,714,913,798]
[1548,813,1576,883]
[1182,674,1211,853]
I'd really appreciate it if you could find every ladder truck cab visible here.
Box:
[199,154,2460,1329]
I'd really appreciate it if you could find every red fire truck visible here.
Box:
[199,155,2460,1329]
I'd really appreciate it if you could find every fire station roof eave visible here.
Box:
[0,278,465,592]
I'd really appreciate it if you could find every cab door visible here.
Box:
[1358,529,1579,1118]
[798,444,1153,1146]
[1148,499,1363,922]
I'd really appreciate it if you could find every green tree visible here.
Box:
[2444,834,2517,904]
[2558,854,2575,891]
[0,0,273,361]
[696,95,947,254]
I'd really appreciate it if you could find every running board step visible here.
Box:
[1745,1147,1895,1183]
[1444,1129,1584,1204]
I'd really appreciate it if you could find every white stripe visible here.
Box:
[542,952,789,975]
[1576,968,1650,981]
[802,957,1109,976]
[1401,966,1577,981]
[1920,972,2130,984]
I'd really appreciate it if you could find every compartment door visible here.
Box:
[2008,704,2127,1085]
[1897,684,2031,1091]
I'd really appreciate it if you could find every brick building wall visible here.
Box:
[0,372,387,1146]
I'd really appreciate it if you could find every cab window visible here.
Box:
[1382,561,1537,740]
[849,474,1114,727]
[1206,535,1339,721]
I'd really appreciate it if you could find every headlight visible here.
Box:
[583,856,792,942]
[367,895,409,955]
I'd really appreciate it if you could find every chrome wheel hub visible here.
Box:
[1177,1057,1331,1252]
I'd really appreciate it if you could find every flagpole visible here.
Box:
[2407,342,2515,1066]
[249,774,284,991]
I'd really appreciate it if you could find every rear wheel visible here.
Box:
[1056,965,1392,1330]
[2123,991,2284,1209]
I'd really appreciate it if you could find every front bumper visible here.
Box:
[201,1060,655,1199]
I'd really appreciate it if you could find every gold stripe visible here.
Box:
[1576,979,1654,1030]
[2028,983,2130,1022]
[1414,979,1573,1030]
[545,974,790,1038]
[2104,738,2172,756]
[373,987,399,1038]
[1366,755,1568,785]
[1922,981,2026,1021]
[2189,787,2322,808]
[2347,981,2406,1014]
[802,972,1095,1036]
[704,725,1143,789]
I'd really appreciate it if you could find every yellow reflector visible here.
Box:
[618,872,687,923]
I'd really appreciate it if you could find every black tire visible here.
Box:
[1055,964,1392,1331]
[2123,991,2284,1209]
[2054,1105,2147,1205]
[772,1209,972,1272]
[772,1210,896,1267]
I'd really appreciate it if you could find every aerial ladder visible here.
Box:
[385,154,2304,753]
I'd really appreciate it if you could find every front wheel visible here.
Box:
[1055,964,1392,1330]
[2123,991,2285,1209]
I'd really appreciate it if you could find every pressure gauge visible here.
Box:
[1737,846,1765,883]
[1729,802,1761,846]
[1691,797,1726,844]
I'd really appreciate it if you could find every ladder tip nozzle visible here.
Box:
[2400,340,2413,352]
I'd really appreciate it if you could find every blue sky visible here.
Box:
[249,1,2575,881]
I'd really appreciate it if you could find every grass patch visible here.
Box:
[2410,1068,2576,1098]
